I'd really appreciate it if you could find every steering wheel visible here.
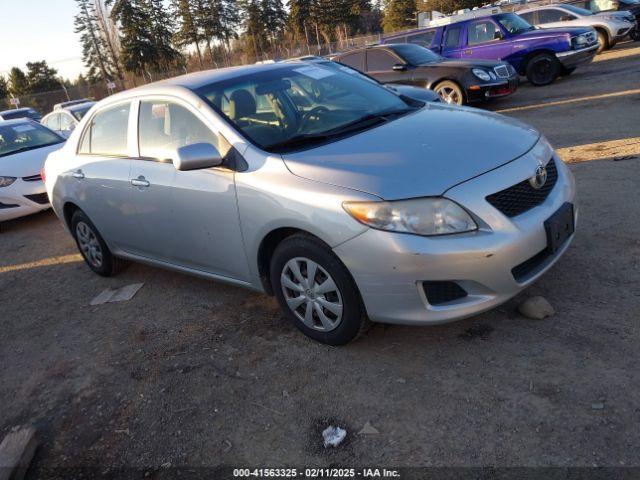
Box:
[300,106,330,131]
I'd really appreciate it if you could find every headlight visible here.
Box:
[573,34,589,46]
[472,68,492,81]
[0,176,17,188]
[343,197,478,236]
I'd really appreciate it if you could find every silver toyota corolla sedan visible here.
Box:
[44,62,576,345]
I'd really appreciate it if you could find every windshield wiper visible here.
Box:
[264,108,415,152]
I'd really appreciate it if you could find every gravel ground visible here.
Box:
[1,41,639,477]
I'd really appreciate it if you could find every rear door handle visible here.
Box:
[72,170,85,179]
[131,177,150,188]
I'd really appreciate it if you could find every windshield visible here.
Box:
[71,104,93,121]
[0,122,64,157]
[195,64,414,152]
[495,13,535,34]
[561,4,593,15]
[390,44,443,65]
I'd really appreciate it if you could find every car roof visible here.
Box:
[0,107,36,115]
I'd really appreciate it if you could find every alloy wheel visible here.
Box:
[280,257,343,332]
[436,86,462,105]
[76,221,103,268]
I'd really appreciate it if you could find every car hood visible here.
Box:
[281,104,540,200]
[594,10,635,19]
[0,142,65,177]
[517,26,594,38]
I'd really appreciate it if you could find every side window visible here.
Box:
[366,50,398,72]
[79,103,130,156]
[338,52,364,70]
[407,31,436,48]
[45,114,60,131]
[138,101,218,161]
[519,11,537,25]
[468,20,499,45]
[443,26,462,49]
[60,113,74,131]
[538,9,566,23]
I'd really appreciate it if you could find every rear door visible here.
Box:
[73,101,136,249]
[127,97,250,281]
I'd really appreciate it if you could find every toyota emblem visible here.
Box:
[529,164,547,190]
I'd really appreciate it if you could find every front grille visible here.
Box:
[23,193,50,205]
[422,281,468,305]
[486,158,558,218]
[512,248,551,282]
[22,174,42,182]
[494,65,510,79]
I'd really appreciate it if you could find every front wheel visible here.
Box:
[630,29,640,41]
[270,234,366,345]
[525,53,561,86]
[433,81,465,105]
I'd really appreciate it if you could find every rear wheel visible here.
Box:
[434,81,465,105]
[596,30,609,54]
[270,234,366,345]
[71,210,126,277]
[525,53,560,86]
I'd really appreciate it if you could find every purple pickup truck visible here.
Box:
[383,11,599,85]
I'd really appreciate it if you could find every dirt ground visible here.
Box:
[1,41,639,477]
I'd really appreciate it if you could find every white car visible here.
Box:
[0,119,65,222]
[41,101,96,139]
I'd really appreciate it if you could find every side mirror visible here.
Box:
[174,143,223,171]
[392,63,407,71]
[494,30,504,40]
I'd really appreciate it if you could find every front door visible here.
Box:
[127,99,251,282]
[440,25,465,58]
[462,19,512,61]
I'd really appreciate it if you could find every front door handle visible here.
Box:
[72,170,85,179]
[131,176,150,188]
[464,49,472,55]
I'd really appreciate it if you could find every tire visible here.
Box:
[596,30,608,54]
[270,234,366,345]
[525,53,561,86]
[71,209,126,277]
[631,29,640,41]
[561,66,576,76]
[433,80,465,105]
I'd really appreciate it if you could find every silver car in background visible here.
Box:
[41,101,96,138]
[517,3,636,52]
[44,62,576,345]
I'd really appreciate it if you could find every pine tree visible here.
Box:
[287,0,313,42]
[25,61,61,93]
[172,0,205,67]
[382,0,415,32]
[75,0,114,83]
[240,0,269,61]
[109,0,156,76]
[143,0,182,71]
[0,76,8,100]
[8,68,29,96]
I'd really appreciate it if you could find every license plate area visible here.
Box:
[544,202,575,254]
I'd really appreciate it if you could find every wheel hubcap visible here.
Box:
[280,257,343,332]
[76,221,103,268]
[437,86,461,105]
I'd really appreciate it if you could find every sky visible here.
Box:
[0,0,85,80]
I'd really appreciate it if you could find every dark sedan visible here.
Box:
[332,43,519,106]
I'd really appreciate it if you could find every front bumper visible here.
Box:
[0,179,50,222]
[334,140,577,325]
[556,44,598,67]
[467,77,519,102]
